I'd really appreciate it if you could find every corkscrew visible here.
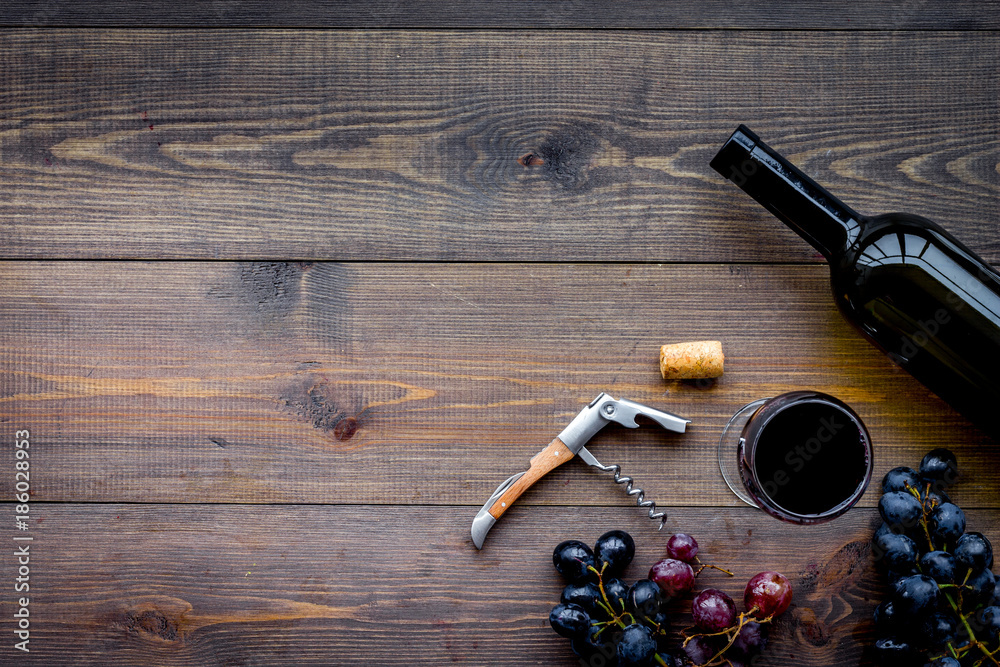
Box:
[471,392,690,549]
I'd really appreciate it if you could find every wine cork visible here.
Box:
[659,340,725,379]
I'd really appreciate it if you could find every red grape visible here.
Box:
[648,558,695,598]
[691,588,737,632]
[744,571,793,618]
[665,533,699,562]
[683,635,718,664]
[731,621,767,656]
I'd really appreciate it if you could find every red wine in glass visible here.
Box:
[720,391,873,524]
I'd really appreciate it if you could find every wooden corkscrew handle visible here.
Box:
[486,438,575,520]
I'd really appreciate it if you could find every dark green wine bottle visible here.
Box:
[711,125,1000,440]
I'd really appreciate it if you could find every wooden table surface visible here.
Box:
[2,4,999,665]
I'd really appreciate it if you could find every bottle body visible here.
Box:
[834,212,1000,436]
[712,126,1000,440]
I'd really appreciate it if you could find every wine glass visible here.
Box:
[717,390,873,524]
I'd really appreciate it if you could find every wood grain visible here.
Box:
[4,1,1000,29]
[3,262,999,507]
[2,8,998,666]
[1,504,996,666]
[1,30,997,261]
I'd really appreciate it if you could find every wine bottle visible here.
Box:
[711,125,1000,441]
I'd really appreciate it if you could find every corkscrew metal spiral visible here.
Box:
[576,447,667,528]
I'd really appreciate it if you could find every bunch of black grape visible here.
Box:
[548,530,793,666]
[872,448,1000,666]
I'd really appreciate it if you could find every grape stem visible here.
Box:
[587,562,635,634]
[947,641,960,660]
[905,481,938,552]
[693,557,735,578]
[681,606,774,667]
[941,588,1000,666]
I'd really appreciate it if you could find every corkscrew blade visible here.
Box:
[472,472,524,549]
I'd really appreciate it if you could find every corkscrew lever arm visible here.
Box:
[471,392,689,549]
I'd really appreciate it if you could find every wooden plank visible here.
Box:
[1,30,997,261]
[4,1,999,29]
[1,504,997,665]
[3,261,999,506]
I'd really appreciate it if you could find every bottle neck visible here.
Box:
[710,126,863,261]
